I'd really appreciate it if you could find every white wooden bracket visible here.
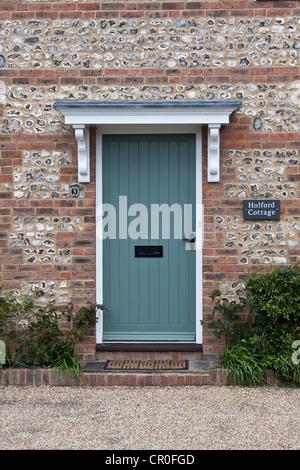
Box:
[73,124,90,183]
[54,101,241,184]
[207,124,221,182]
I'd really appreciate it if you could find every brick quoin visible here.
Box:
[0,0,299,363]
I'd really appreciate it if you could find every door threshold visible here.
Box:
[96,342,202,352]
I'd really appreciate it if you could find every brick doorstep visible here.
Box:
[0,367,279,387]
[82,371,212,386]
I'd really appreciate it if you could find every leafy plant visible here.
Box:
[202,289,251,346]
[0,286,35,368]
[0,287,104,378]
[206,265,300,386]
[265,347,300,385]
[52,349,83,379]
[245,265,300,384]
[223,341,266,386]
[0,286,34,328]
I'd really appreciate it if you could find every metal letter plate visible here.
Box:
[135,246,163,258]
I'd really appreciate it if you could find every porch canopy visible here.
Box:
[54,100,242,183]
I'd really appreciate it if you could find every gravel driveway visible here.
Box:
[0,385,299,450]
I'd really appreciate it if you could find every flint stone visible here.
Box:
[0,55,6,67]
[253,117,263,131]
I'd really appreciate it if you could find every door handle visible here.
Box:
[182,236,196,243]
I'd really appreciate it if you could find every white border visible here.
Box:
[96,124,203,345]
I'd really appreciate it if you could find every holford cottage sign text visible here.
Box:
[243,200,280,220]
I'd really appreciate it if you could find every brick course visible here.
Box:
[0,366,280,386]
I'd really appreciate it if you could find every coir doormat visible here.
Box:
[104,359,189,371]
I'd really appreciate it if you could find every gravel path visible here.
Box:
[0,385,299,450]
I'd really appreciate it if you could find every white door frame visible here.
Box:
[95,124,203,344]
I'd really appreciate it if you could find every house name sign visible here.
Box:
[243,200,280,220]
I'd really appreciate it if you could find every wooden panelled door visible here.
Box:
[102,134,196,341]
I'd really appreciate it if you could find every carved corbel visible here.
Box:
[207,124,221,182]
[73,124,90,183]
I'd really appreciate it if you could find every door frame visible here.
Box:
[54,99,241,345]
[96,124,203,345]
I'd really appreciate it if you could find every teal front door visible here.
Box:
[102,134,196,341]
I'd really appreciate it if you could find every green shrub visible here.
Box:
[245,264,300,324]
[206,265,300,386]
[245,265,300,384]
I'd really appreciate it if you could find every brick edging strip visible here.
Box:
[0,368,279,386]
